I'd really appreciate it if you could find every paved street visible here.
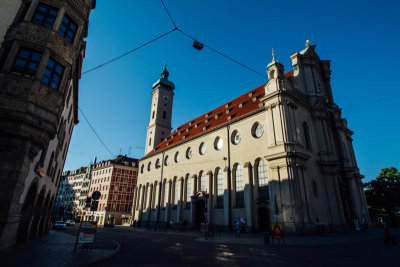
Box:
[1,225,399,266]
[85,227,400,267]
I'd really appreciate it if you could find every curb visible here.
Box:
[77,237,120,267]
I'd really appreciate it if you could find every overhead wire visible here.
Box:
[82,28,177,75]
[78,106,115,158]
[177,29,267,79]
[161,0,178,29]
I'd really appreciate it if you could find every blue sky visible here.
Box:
[65,0,400,182]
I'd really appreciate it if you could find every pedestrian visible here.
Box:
[234,220,240,238]
[384,224,397,246]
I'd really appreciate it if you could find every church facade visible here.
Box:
[133,43,370,233]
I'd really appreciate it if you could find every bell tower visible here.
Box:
[145,65,175,155]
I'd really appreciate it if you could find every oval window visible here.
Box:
[164,155,170,166]
[252,122,264,138]
[199,142,207,155]
[174,151,180,163]
[214,137,223,150]
[147,162,151,171]
[186,147,193,159]
[231,130,241,145]
[155,159,160,169]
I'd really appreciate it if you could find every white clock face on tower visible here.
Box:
[162,95,170,103]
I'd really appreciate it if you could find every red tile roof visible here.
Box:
[145,70,294,158]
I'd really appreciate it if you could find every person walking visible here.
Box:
[384,224,397,246]
[234,220,240,238]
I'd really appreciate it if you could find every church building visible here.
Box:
[132,42,370,233]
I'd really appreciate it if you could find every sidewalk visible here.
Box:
[0,230,119,267]
[126,225,399,246]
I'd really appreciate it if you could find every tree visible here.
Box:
[363,167,400,225]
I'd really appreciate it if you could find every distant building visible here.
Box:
[54,166,91,221]
[84,155,139,225]
[0,0,96,250]
[134,43,371,233]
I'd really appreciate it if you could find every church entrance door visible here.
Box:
[258,206,270,232]
[194,199,205,230]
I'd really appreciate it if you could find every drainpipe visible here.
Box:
[226,124,233,232]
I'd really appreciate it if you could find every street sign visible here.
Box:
[271,223,284,239]
[75,221,98,251]
[200,222,208,233]
[91,191,101,200]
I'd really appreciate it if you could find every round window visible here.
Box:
[155,158,160,169]
[231,130,241,145]
[214,137,223,150]
[164,155,170,166]
[199,142,207,155]
[252,122,264,138]
[147,162,151,171]
[174,151,181,163]
[186,147,193,159]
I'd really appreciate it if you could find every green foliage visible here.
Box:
[363,167,400,217]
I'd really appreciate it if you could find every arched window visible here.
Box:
[154,182,159,209]
[149,138,152,146]
[174,180,180,207]
[163,182,169,207]
[163,111,166,119]
[216,169,224,208]
[257,160,269,201]
[186,176,192,209]
[152,111,155,119]
[199,172,206,192]
[46,152,54,176]
[303,122,312,150]
[147,185,152,209]
[235,165,244,208]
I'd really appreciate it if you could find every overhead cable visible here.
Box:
[178,29,267,79]
[161,0,177,29]
[78,106,115,158]
[82,28,177,75]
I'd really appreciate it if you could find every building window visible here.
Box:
[186,177,192,209]
[41,57,64,90]
[174,180,180,206]
[303,122,312,150]
[231,130,241,145]
[214,136,223,150]
[58,14,77,43]
[147,161,151,171]
[186,147,192,159]
[235,164,244,208]
[174,151,180,163]
[257,160,269,201]
[216,169,224,208]
[46,152,54,176]
[162,111,166,119]
[155,158,160,169]
[164,155,170,166]
[199,142,207,155]
[12,47,42,76]
[163,183,169,207]
[31,3,58,29]
[252,122,264,138]
[199,172,206,192]
[152,111,155,119]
